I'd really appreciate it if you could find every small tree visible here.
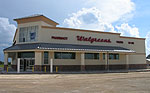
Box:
[0,61,4,65]
[147,54,150,59]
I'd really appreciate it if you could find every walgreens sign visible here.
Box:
[76,36,111,43]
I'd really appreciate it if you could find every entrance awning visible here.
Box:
[4,43,135,53]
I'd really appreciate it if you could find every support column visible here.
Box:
[49,52,54,73]
[81,52,85,71]
[105,52,109,71]
[50,59,53,73]
[126,54,129,70]
[4,52,8,71]
[17,58,20,73]
[35,51,43,71]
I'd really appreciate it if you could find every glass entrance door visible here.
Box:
[26,58,35,71]
[20,58,35,72]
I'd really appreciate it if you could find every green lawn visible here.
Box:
[0,64,4,68]
[0,64,11,68]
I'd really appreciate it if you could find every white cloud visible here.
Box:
[116,23,139,37]
[85,0,135,23]
[0,17,16,61]
[63,6,139,37]
[0,17,16,44]
[64,7,101,28]
[146,32,150,55]
[63,0,140,37]
[64,7,116,32]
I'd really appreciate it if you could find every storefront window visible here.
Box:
[103,53,119,60]
[85,53,99,59]
[54,52,75,59]
[44,52,49,64]
[18,52,35,58]
[103,53,105,60]
[19,26,38,42]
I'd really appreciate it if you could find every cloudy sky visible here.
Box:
[0,0,150,61]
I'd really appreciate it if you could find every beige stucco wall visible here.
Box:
[129,54,146,64]
[13,21,146,65]
[38,27,146,65]
[40,52,130,65]
[39,28,146,64]
[39,27,145,53]
[39,28,120,47]
[35,51,43,65]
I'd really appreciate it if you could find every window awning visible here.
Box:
[4,43,135,53]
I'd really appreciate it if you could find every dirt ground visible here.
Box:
[0,72,150,93]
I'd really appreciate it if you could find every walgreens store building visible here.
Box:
[3,15,147,72]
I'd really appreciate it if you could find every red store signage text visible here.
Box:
[76,36,111,43]
[51,36,68,40]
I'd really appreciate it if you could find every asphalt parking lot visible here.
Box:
[0,72,150,93]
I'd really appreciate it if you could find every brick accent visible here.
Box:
[53,65,81,72]
[42,65,50,72]
[81,65,85,71]
[40,65,81,72]
[11,65,17,71]
[129,64,147,69]
[105,65,108,70]
[109,65,126,70]
[28,64,147,72]
[85,65,105,71]
[52,64,147,71]
[34,65,42,71]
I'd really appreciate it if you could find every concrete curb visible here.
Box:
[1,69,150,74]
